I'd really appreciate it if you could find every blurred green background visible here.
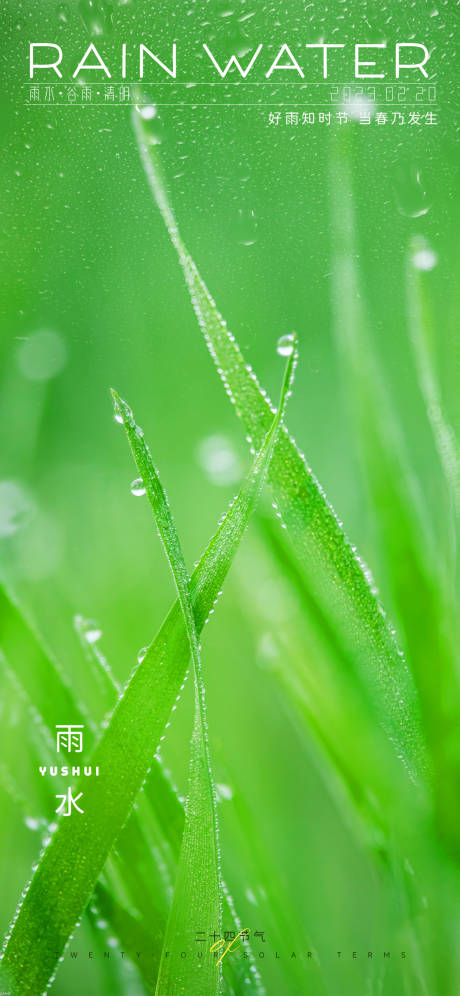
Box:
[1,0,459,993]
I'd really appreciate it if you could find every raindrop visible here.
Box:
[215,783,233,801]
[222,20,253,58]
[277,333,295,357]
[138,103,156,120]
[112,396,123,423]
[24,817,40,831]
[136,104,165,145]
[394,166,431,218]
[130,477,146,497]
[137,646,148,663]
[236,207,257,246]
[79,618,102,643]
[216,1,234,16]
[79,0,113,36]
[56,3,70,23]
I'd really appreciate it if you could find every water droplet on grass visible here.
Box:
[112,396,123,423]
[130,477,146,497]
[79,618,102,643]
[216,783,233,801]
[277,333,295,357]
[24,817,40,831]
[136,103,165,145]
[138,103,157,120]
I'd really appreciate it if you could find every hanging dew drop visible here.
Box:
[277,333,295,357]
[80,618,102,643]
[24,816,40,831]
[137,646,148,663]
[130,477,146,497]
[138,103,157,121]
[215,783,233,802]
[112,396,123,423]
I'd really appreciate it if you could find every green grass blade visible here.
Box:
[0,354,293,996]
[155,701,220,996]
[92,882,160,993]
[0,751,159,996]
[0,585,89,735]
[0,603,170,992]
[254,516,412,821]
[73,609,186,866]
[73,465,266,993]
[406,237,460,533]
[111,343,295,996]
[113,390,222,996]
[133,117,425,780]
[0,511,264,994]
[328,140,460,856]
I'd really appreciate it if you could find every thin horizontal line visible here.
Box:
[22,102,440,107]
[22,80,438,86]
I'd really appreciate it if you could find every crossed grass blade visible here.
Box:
[112,337,295,996]
[112,388,223,996]
[133,114,425,783]
[0,595,168,993]
[0,550,266,994]
[0,348,293,996]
